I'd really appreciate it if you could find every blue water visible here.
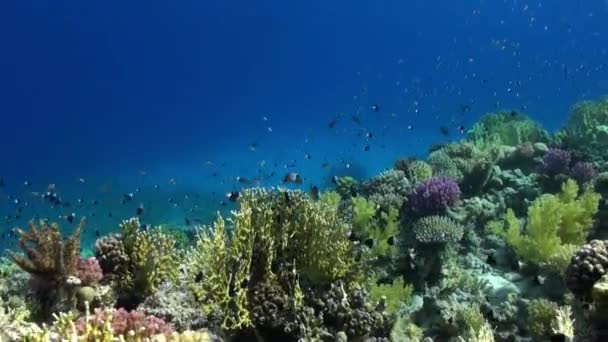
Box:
[1,0,608,248]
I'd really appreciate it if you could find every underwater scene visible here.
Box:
[3,0,608,341]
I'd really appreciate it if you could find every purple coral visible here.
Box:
[541,148,571,176]
[75,257,103,285]
[570,161,598,184]
[409,177,461,214]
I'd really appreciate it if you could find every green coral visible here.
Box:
[467,110,548,148]
[188,188,358,331]
[412,215,465,244]
[501,179,600,272]
[319,190,342,209]
[390,316,424,342]
[335,176,358,198]
[368,276,413,316]
[406,160,433,185]
[527,298,559,338]
[351,197,400,258]
[119,218,181,297]
[427,150,463,181]
[352,196,377,237]
[560,96,608,152]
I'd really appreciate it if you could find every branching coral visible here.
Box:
[500,179,600,272]
[527,298,559,338]
[560,96,608,155]
[9,218,85,285]
[467,110,548,148]
[408,177,461,215]
[412,215,465,244]
[188,188,360,334]
[103,218,181,301]
[359,169,411,212]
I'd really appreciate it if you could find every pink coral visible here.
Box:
[75,257,103,285]
[76,308,174,337]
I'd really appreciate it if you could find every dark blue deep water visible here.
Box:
[1,0,607,248]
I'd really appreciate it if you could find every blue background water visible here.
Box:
[1,0,607,249]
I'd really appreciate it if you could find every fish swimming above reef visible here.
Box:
[283,172,303,185]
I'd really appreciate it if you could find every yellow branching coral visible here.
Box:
[119,218,181,296]
[501,179,600,272]
[9,218,85,283]
[188,188,358,331]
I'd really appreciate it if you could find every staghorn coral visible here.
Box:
[412,215,465,244]
[109,218,182,302]
[408,177,461,215]
[565,240,608,299]
[187,188,359,333]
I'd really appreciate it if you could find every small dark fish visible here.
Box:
[321,162,331,169]
[136,204,144,216]
[305,153,312,160]
[331,175,339,184]
[185,218,191,226]
[108,212,113,217]
[461,104,471,113]
[66,213,75,224]
[329,118,339,128]
[351,115,362,125]
[122,193,134,204]
[458,125,465,134]
[154,184,160,190]
[310,185,319,200]
[365,132,373,139]
[95,229,100,237]
[0,178,4,187]
[510,110,518,117]
[283,172,303,185]
[440,126,450,136]
[23,180,31,187]
[236,176,250,184]
[195,271,203,282]
[370,104,380,112]
[226,191,240,202]
[364,145,370,151]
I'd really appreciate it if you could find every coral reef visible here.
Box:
[412,215,465,244]
[359,169,411,212]
[499,179,600,272]
[566,240,608,299]
[11,98,608,341]
[408,177,461,215]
